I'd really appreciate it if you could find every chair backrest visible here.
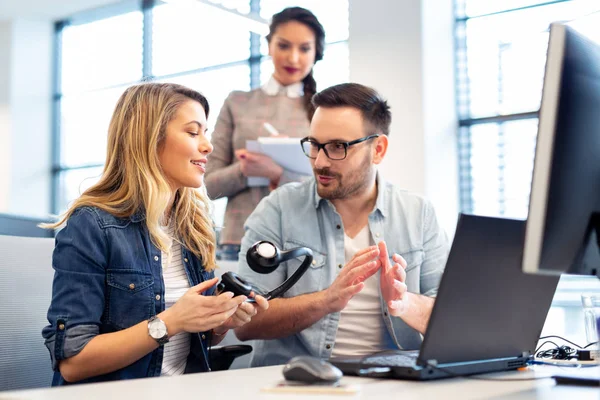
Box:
[0,235,55,391]
[0,214,54,238]
[214,260,253,370]
[0,238,252,392]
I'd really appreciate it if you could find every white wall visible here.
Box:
[0,19,52,217]
[348,0,459,236]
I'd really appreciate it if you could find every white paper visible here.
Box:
[245,137,312,187]
[256,137,311,175]
[245,140,270,187]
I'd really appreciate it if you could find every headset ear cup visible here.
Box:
[247,241,281,274]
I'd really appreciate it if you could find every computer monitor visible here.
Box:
[523,22,600,279]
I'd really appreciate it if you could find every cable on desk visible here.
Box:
[535,343,577,360]
[536,335,599,361]
[529,359,599,367]
[538,335,594,350]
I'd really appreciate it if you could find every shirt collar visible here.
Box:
[261,75,304,98]
[129,208,146,223]
[312,172,388,217]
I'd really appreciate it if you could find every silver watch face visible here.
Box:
[149,318,167,339]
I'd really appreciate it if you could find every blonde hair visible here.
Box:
[44,82,217,271]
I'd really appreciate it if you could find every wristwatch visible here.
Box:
[148,316,169,345]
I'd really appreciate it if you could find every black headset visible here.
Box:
[216,241,313,301]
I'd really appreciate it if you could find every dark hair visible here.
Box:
[312,83,392,136]
[266,7,325,120]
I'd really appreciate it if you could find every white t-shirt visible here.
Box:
[160,222,191,376]
[331,225,388,357]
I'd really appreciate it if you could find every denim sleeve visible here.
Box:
[42,207,108,371]
[419,201,450,297]
[238,191,287,293]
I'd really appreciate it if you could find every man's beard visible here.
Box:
[314,154,373,200]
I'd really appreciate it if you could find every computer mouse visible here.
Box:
[282,356,343,383]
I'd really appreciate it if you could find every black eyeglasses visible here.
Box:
[300,134,380,161]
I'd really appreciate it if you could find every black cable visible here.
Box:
[534,340,561,355]
[583,341,598,349]
[538,335,584,349]
[536,345,577,360]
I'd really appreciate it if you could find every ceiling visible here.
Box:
[0,0,121,21]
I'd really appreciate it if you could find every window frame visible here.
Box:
[50,0,264,214]
[454,0,600,306]
[51,0,349,215]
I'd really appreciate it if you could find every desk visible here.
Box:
[1,365,598,400]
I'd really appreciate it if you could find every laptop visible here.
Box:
[330,214,560,380]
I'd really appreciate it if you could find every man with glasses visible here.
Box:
[234,83,449,367]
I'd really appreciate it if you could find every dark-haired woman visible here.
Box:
[205,7,326,258]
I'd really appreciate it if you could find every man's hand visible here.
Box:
[378,241,408,316]
[324,246,381,313]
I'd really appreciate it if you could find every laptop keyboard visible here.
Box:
[360,350,419,367]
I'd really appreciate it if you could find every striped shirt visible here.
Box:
[204,76,312,245]
[160,222,191,376]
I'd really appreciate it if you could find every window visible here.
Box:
[53,0,349,225]
[455,0,600,305]
[456,0,600,217]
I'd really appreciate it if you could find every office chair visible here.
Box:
[211,258,254,371]
[0,232,252,392]
[209,344,252,371]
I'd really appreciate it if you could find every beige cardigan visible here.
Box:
[204,87,311,245]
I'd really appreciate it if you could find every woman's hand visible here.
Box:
[217,293,269,332]
[235,149,283,183]
[160,278,246,336]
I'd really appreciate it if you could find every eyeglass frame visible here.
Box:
[300,134,380,161]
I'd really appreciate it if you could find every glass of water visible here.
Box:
[581,294,600,346]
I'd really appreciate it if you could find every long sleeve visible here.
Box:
[205,89,311,245]
[237,192,288,291]
[419,201,449,297]
[204,93,247,200]
[42,208,108,370]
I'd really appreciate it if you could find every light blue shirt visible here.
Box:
[237,173,450,367]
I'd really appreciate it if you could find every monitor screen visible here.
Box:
[523,22,600,279]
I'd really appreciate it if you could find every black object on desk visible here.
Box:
[283,356,342,383]
[553,375,600,387]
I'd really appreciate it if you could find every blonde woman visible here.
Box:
[42,83,268,385]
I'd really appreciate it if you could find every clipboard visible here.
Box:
[246,137,311,187]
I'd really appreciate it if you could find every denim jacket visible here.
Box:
[42,206,215,385]
[238,174,449,367]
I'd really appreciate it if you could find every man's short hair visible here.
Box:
[311,83,392,136]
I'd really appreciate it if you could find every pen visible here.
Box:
[263,122,280,137]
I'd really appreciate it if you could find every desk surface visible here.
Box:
[1,365,598,400]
